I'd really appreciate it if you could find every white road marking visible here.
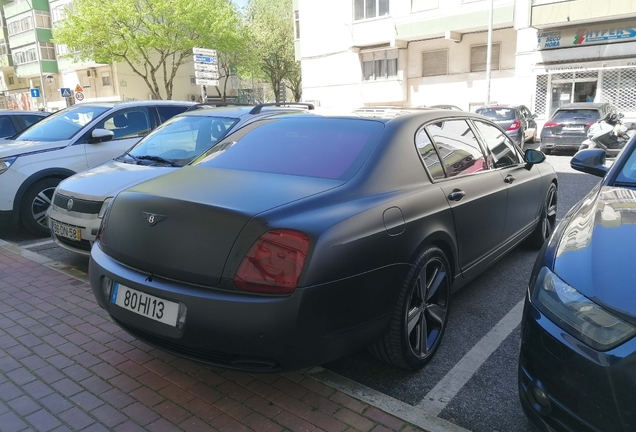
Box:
[23,239,54,248]
[416,299,525,415]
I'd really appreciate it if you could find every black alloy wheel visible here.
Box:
[370,246,451,370]
[526,182,558,249]
[20,178,61,235]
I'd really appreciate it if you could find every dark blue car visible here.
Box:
[519,138,636,432]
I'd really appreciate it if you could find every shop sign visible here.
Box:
[537,21,636,50]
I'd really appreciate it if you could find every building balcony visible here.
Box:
[14,59,57,77]
[3,0,50,19]
[532,0,636,28]
[8,28,52,50]
[351,17,395,48]
[0,54,12,68]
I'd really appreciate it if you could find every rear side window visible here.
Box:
[0,117,16,138]
[195,118,384,180]
[473,120,520,168]
[476,108,516,121]
[552,109,600,123]
[425,119,487,178]
[416,128,445,181]
[157,106,190,123]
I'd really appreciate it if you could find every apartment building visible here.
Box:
[0,0,233,111]
[295,0,636,120]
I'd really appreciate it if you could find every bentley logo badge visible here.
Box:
[66,199,74,211]
[142,212,167,226]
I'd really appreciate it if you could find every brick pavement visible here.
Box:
[0,246,429,432]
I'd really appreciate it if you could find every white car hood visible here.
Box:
[56,160,176,200]
[0,139,70,159]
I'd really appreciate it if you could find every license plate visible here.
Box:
[52,220,81,241]
[111,283,180,327]
[563,125,583,131]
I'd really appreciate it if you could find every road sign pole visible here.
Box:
[200,85,207,103]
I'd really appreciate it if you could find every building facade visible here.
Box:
[295,0,636,121]
[0,0,237,111]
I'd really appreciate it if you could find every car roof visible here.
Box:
[275,107,490,124]
[476,104,521,109]
[180,102,315,119]
[0,109,48,115]
[69,100,196,110]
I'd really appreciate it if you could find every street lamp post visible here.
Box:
[485,0,493,105]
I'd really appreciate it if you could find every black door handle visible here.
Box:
[448,189,465,201]
[504,175,516,184]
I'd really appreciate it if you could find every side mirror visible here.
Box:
[570,149,608,177]
[88,128,115,144]
[525,148,545,165]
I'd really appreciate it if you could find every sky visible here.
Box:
[232,0,248,10]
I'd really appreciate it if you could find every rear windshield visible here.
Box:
[193,117,384,180]
[552,109,600,123]
[476,108,516,121]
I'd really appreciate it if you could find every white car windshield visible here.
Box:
[122,115,238,167]
[15,105,110,142]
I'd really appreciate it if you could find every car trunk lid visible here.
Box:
[100,166,342,287]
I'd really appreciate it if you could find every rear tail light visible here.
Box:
[543,121,560,128]
[507,120,521,131]
[234,229,309,294]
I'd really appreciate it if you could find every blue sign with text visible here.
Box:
[30,88,40,98]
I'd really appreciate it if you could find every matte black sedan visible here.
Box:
[89,110,557,371]
[519,140,636,432]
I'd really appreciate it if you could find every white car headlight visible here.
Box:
[0,156,17,175]
[532,266,636,351]
[98,197,113,219]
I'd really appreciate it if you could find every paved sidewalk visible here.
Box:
[0,245,433,432]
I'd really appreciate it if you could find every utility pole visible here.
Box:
[485,0,493,105]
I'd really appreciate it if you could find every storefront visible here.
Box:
[531,20,636,119]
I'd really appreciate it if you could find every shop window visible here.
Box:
[361,50,398,81]
[602,68,636,113]
[422,49,448,77]
[354,0,389,21]
[470,43,500,73]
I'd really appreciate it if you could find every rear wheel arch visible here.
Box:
[408,232,457,284]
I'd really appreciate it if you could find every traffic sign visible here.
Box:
[30,88,40,98]
[195,70,220,80]
[75,84,83,92]
[193,47,217,57]
[193,55,218,65]
[195,79,219,86]
[75,92,84,101]
[194,63,219,73]
[60,88,72,98]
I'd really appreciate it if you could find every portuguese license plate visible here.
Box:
[563,125,583,131]
[110,283,180,327]
[52,220,81,241]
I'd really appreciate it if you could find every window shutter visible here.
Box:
[470,43,500,72]
[422,50,448,77]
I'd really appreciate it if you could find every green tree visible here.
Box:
[246,0,301,102]
[53,0,242,100]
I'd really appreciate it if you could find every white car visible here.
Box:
[0,100,193,234]
[48,103,315,255]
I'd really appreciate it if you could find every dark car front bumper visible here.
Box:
[519,293,636,432]
[89,244,407,371]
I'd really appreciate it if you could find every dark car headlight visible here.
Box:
[532,266,636,351]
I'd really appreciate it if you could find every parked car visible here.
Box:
[89,109,556,371]
[0,100,194,234]
[0,110,49,138]
[48,103,315,255]
[540,102,618,155]
[475,104,538,146]
[519,140,636,432]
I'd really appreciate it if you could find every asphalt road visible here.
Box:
[0,150,602,432]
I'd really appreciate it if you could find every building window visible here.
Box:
[294,10,300,39]
[101,72,111,86]
[0,39,7,56]
[34,11,51,28]
[470,43,501,73]
[422,49,448,77]
[354,0,389,21]
[40,42,55,60]
[361,50,398,81]
[7,16,33,36]
[7,75,14,85]
[51,3,72,24]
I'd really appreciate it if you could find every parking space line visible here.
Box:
[23,239,54,248]
[416,299,525,416]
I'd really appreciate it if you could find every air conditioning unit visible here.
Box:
[187,94,201,102]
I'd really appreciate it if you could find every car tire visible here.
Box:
[20,177,61,236]
[369,246,451,370]
[526,182,558,249]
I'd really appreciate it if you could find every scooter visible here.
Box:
[579,113,635,157]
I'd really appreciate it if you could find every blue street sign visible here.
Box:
[60,88,72,98]
[193,55,218,65]
[30,88,40,98]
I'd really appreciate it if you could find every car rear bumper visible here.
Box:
[89,244,406,371]
[540,135,586,151]
[519,294,636,432]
